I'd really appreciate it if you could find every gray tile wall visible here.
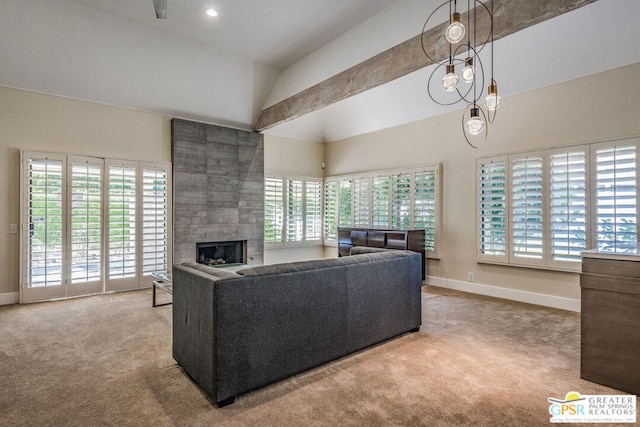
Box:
[172,119,264,266]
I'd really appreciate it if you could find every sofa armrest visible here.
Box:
[172,265,221,400]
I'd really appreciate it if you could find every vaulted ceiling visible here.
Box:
[62,0,400,70]
[2,0,639,142]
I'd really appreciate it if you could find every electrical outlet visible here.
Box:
[9,224,18,234]
[468,272,474,282]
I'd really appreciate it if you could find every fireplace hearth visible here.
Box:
[197,240,246,266]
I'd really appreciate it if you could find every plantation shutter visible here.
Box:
[338,179,353,227]
[69,158,102,284]
[323,164,442,255]
[305,180,322,241]
[476,139,640,271]
[549,150,587,264]
[107,163,138,282]
[323,180,338,242]
[372,176,390,228]
[477,158,507,260]
[22,152,170,302]
[141,166,170,274]
[26,155,65,288]
[594,144,638,251]
[414,169,437,253]
[511,156,544,264]
[353,177,371,228]
[264,177,283,243]
[391,173,411,229]
[286,179,303,242]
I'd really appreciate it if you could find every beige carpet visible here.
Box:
[0,286,634,426]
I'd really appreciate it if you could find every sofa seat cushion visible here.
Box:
[350,246,395,255]
[180,262,242,279]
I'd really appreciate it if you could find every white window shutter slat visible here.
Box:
[372,176,390,228]
[305,181,322,241]
[549,151,587,264]
[478,158,508,260]
[595,145,638,251]
[353,178,371,228]
[338,180,352,227]
[391,173,411,229]
[511,156,544,263]
[70,161,102,283]
[27,157,65,287]
[286,179,304,242]
[264,177,284,243]
[107,165,137,279]
[141,167,169,274]
[323,180,338,241]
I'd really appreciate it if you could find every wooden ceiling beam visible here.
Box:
[254,0,598,132]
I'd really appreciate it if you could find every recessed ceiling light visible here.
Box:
[206,8,218,17]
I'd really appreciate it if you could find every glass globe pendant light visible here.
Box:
[466,105,485,135]
[461,57,475,83]
[445,12,465,44]
[441,64,459,91]
[484,80,501,111]
[420,0,498,147]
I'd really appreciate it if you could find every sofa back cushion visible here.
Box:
[350,230,368,246]
[367,231,387,248]
[236,251,413,278]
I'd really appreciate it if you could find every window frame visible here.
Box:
[22,152,67,302]
[590,140,640,252]
[477,138,639,272]
[141,163,171,276]
[20,150,172,303]
[477,156,508,264]
[264,175,324,248]
[547,147,589,269]
[323,164,441,258]
[509,151,546,268]
[68,155,104,297]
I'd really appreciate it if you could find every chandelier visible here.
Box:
[421,0,500,147]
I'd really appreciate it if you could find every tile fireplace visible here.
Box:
[171,119,264,267]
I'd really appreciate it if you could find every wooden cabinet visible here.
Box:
[580,250,640,395]
[338,228,426,279]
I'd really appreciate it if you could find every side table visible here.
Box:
[151,271,172,307]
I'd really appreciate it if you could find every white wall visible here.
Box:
[264,135,324,177]
[0,86,171,304]
[324,63,640,311]
[263,134,326,264]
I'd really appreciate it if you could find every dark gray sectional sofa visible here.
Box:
[172,250,422,406]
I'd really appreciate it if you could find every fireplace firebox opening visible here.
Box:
[196,240,246,266]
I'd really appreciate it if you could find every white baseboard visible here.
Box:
[0,292,19,306]
[426,276,580,312]
[1,279,580,311]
